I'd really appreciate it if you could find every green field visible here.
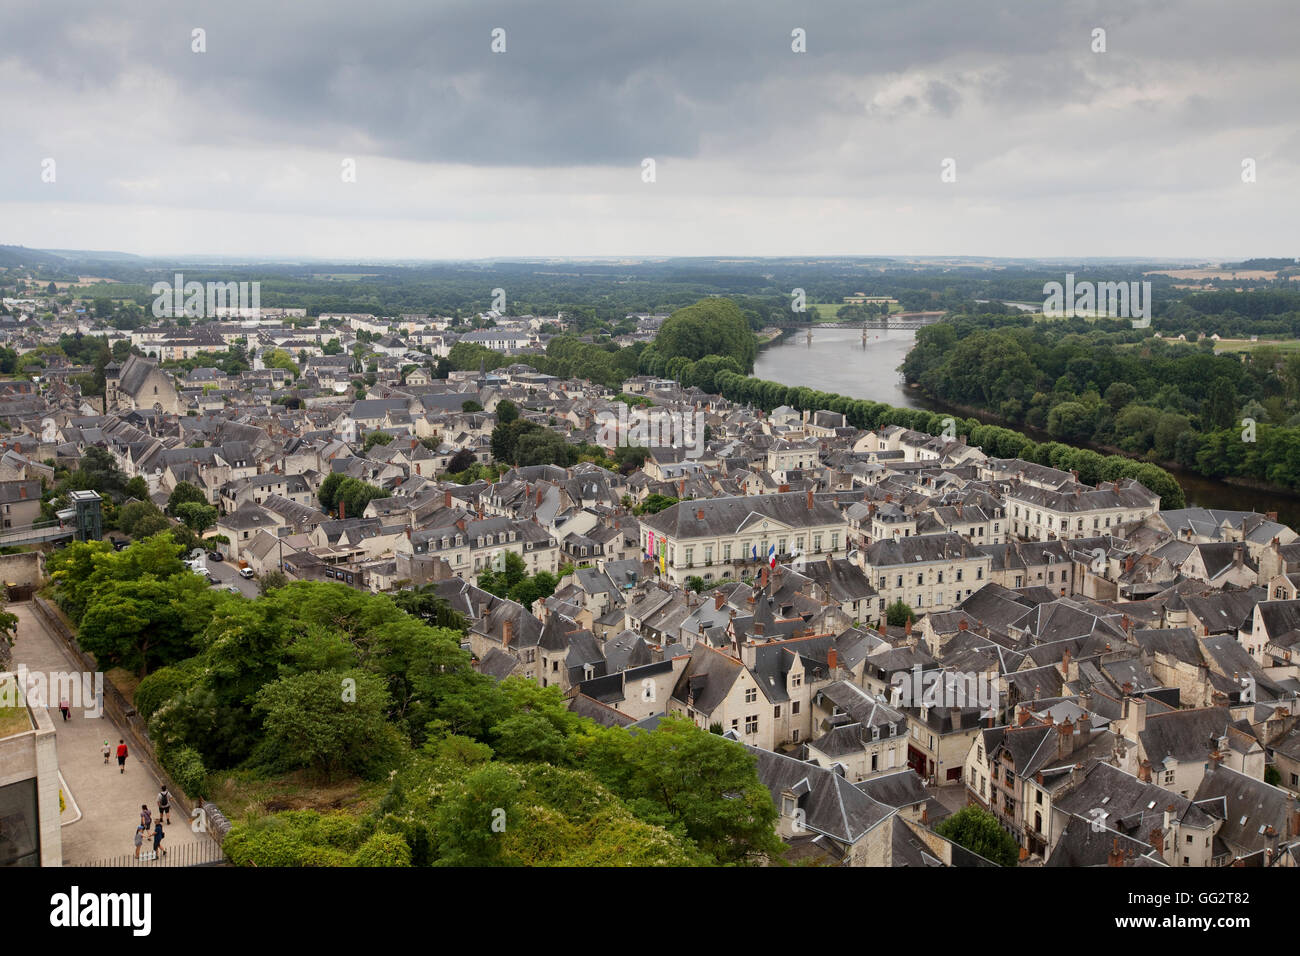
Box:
[1213,338,1300,354]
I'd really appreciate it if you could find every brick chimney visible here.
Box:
[502,619,514,648]
[827,648,837,671]
[760,567,769,589]
[806,488,814,510]
[1124,554,1134,574]
[1061,648,1071,678]
[444,490,452,509]
[753,622,764,636]
[904,617,912,637]
[339,499,345,519]
[696,508,705,520]
[1058,717,1075,757]
[958,618,968,631]
[715,591,725,611]
[677,479,685,496]
[1108,838,1124,867]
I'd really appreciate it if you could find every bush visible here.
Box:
[162,745,209,799]
[222,810,363,867]
[350,831,412,867]
[134,663,198,722]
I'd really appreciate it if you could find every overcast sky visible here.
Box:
[2,0,1296,261]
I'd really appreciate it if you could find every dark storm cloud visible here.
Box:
[7,0,1293,168]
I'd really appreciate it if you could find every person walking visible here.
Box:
[157,785,171,825]
[140,804,152,830]
[102,740,111,765]
[152,820,166,859]
[115,739,127,773]
[133,824,145,861]
[58,697,70,721]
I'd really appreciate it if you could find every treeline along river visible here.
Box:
[754,327,1300,528]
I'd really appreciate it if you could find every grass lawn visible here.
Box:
[0,675,34,738]
[209,769,386,821]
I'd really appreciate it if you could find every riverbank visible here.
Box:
[907,386,1300,524]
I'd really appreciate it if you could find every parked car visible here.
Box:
[239,567,255,579]
[208,551,223,562]
[206,574,219,585]
[226,585,241,594]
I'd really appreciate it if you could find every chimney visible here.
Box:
[1208,750,1223,770]
[1061,648,1071,678]
[536,486,544,505]
[696,508,705,521]
[1233,544,1244,567]
[677,479,685,496]
[1148,827,1165,861]
[904,617,912,637]
[1121,614,1131,635]
[956,503,963,518]
[1124,554,1133,574]
[1108,838,1123,867]
[1137,760,1152,783]
[753,623,765,637]
[405,527,411,539]
[715,591,725,611]
[877,620,886,635]
[828,648,838,671]
[18,485,26,499]
[444,490,452,509]
[958,618,968,631]
[502,620,513,648]
[339,499,345,519]
[1058,717,1075,757]
[806,488,814,510]
[410,439,417,450]
[760,567,769,589]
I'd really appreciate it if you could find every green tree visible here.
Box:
[362,431,395,453]
[885,600,914,628]
[934,805,1020,866]
[167,481,208,515]
[174,501,217,535]
[579,717,784,865]
[253,669,404,781]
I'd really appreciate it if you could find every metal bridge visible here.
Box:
[772,314,946,333]
[0,519,77,548]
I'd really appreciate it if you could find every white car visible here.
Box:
[239,567,255,579]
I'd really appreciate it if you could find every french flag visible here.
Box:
[768,544,777,569]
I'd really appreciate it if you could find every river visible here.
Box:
[754,327,1300,527]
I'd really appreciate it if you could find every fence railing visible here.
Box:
[74,839,228,868]
[28,596,232,858]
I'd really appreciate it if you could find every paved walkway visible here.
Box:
[9,602,203,865]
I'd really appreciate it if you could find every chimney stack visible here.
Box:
[958,618,968,631]
[696,508,705,520]
[503,620,514,648]
[806,488,814,510]
[444,490,452,509]
[1061,648,1071,678]
[828,648,838,671]
[715,591,725,611]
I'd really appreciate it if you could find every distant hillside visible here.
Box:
[1223,257,1298,271]
[0,245,76,269]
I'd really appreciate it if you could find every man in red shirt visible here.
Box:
[115,739,128,773]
